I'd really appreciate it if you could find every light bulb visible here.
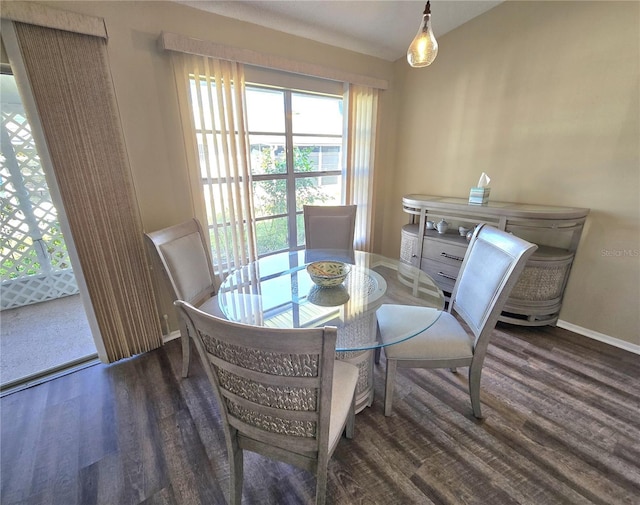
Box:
[407,2,438,68]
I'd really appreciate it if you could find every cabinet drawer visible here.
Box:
[421,259,460,293]
[422,237,467,266]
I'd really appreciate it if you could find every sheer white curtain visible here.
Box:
[172,53,257,279]
[344,84,379,252]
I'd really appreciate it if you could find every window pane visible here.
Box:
[293,138,342,173]
[203,184,231,225]
[208,226,229,269]
[207,224,251,273]
[255,217,289,256]
[249,135,286,175]
[292,93,343,135]
[319,146,341,171]
[191,77,245,132]
[246,87,285,132]
[197,133,226,178]
[204,183,252,220]
[295,176,341,212]
[190,78,215,131]
[252,179,288,218]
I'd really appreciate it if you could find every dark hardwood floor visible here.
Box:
[2,323,639,505]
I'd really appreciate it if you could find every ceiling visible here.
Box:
[177,1,504,62]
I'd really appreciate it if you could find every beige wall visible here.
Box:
[387,1,639,344]
[4,1,637,344]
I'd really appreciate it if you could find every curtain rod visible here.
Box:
[159,31,388,91]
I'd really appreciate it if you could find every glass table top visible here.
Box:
[216,249,445,352]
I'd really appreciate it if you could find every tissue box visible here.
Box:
[469,187,490,205]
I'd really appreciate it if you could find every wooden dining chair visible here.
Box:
[303,205,357,250]
[145,218,221,377]
[174,300,358,505]
[377,224,537,418]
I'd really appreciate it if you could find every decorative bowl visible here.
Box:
[307,285,350,306]
[307,261,351,288]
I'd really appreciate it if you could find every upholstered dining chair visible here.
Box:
[174,300,358,505]
[145,218,221,378]
[377,224,537,418]
[303,204,357,251]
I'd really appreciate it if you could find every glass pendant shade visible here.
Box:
[407,3,438,67]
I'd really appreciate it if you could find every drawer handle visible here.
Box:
[411,254,417,258]
[437,271,457,281]
[440,251,464,262]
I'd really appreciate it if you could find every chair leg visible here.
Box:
[469,365,483,419]
[228,436,244,505]
[384,358,398,416]
[315,457,329,505]
[345,392,355,439]
[181,332,191,378]
[374,322,382,364]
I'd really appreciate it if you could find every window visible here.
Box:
[246,86,344,256]
[184,58,379,273]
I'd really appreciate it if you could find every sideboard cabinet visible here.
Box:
[400,195,589,326]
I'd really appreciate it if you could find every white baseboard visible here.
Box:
[557,320,640,355]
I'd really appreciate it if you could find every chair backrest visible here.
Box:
[303,205,357,251]
[145,218,216,305]
[174,300,338,472]
[450,224,537,348]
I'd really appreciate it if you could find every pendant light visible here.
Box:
[407,1,438,67]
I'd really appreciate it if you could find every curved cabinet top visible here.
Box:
[403,195,589,221]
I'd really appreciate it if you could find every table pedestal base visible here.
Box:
[335,313,378,413]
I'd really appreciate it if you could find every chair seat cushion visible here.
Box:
[197,295,225,318]
[377,305,473,361]
[329,360,358,450]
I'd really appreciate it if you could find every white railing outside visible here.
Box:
[1,96,78,310]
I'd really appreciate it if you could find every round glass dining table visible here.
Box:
[215,249,445,412]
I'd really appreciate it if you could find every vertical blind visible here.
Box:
[345,84,379,252]
[172,53,258,275]
[12,22,162,361]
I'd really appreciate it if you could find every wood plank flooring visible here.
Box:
[1,323,639,505]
